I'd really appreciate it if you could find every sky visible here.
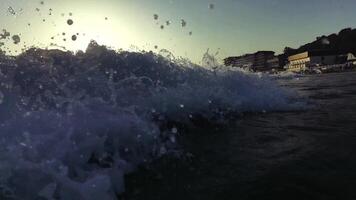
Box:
[1,0,356,63]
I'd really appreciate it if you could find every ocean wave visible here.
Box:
[0,41,303,199]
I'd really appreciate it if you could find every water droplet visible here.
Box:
[71,35,77,41]
[20,142,27,147]
[181,19,187,27]
[69,12,73,16]
[171,127,178,134]
[40,1,44,5]
[67,19,73,25]
[166,20,171,26]
[0,91,4,104]
[105,17,108,20]
[7,6,16,15]
[209,3,215,10]
[189,31,193,36]
[153,14,159,20]
[160,25,164,29]
[12,35,21,44]
[169,135,176,143]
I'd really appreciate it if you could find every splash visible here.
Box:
[0,41,303,199]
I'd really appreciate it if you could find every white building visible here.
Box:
[287,51,340,72]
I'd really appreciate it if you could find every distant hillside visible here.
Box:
[284,27,356,57]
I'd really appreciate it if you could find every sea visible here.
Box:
[0,44,355,200]
[123,71,356,200]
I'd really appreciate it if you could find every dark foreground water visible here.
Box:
[123,71,356,200]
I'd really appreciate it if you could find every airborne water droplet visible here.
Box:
[171,127,178,134]
[181,19,187,27]
[71,35,77,41]
[153,14,159,20]
[67,19,73,25]
[12,35,21,44]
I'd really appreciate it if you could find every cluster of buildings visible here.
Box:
[224,50,356,73]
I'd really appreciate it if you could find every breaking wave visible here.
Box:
[0,41,303,199]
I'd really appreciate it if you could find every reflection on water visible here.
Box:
[124,72,356,200]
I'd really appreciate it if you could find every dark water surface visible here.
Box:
[124,71,356,200]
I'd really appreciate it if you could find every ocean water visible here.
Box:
[123,71,356,200]
[1,43,355,199]
[0,43,303,200]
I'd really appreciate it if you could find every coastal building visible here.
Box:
[287,50,340,72]
[224,51,277,71]
[267,54,286,71]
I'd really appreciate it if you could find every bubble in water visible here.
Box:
[35,8,40,12]
[166,20,171,26]
[67,19,73,25]
[40,1,44,5]
[209,3,215,10]
[105,17,108,20]
[69,12,73,16]
[12,35,21,44]
[153,14,159,20]
[154,45,158,49]
[71,35,77,41]
[189,31,193,36]
[62,32,66,36]
[181,19,187,27]
[160,25,164,29]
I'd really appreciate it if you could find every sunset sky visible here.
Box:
[1,0,356,63]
